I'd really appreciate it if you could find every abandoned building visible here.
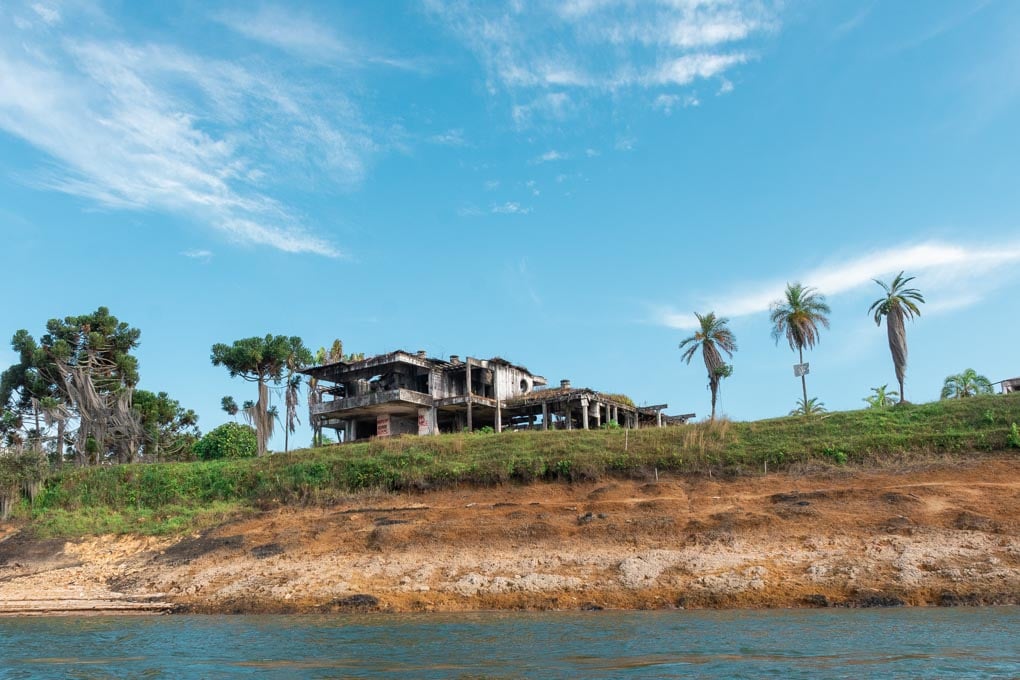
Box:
[1000,377,1020,394]
[302,350,689,442]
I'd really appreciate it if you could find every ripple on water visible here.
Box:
[0,608,1018,679]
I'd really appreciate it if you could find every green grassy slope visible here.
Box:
[13,393,1020,537]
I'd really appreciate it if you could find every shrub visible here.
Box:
[1008,423,1020,449]
[193,423,257,461]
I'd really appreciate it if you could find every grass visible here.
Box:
[9,393,1020,537]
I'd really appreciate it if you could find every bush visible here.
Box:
[193,423,257,461]
[1008,423,1020,449]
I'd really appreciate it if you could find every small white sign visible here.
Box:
[793,363,810,377]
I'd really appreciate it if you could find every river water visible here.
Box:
[1,608,1018,678]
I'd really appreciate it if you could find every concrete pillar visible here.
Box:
[581,398,589,430]
[466,359,473,431]
[593,402,601,428]
[541,401,549,430]
[656,411,663,427]
[494,365,502,433]
[611,405,618,424]
[565,403,572,430]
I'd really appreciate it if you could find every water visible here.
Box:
[0,608,1018,679]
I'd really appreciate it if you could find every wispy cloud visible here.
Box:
[426,0,777,121]
[214,6,422,71]
[654,92,700,114]
[181,249,213,261]
[30,3,59,24]
[0,8,392,257]
[654,240,1020,329]
[428,128,467,146]
[491,201,531,215]
[533,150,568,163]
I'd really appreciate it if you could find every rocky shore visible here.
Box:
[1,458,1018,615]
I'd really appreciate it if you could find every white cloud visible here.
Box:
[484,180,500,190]
[457,204,483,217]
[654,239,1020,329]
[214,6,420,70]
[181,249,213,261]
[585,148,600,157]
[654,92,699,114]
[533,150,568,163]
[525,179,539,196]
[428,128,467,146]
[491,201,531,215]
[30,3,59,24]
[426,0,777,120]
[0,27,384,256]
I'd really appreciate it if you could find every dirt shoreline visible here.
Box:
[1,457,1018,615]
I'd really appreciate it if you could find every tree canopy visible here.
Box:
[869,272,924,403]
[679,312,737,422]
[211,335,313,456]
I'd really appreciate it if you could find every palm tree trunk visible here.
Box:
[710,380,718,421]
[887,307,908,403]
[799,346,808,409]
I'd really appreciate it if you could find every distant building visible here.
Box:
[301,350,689,442]
[1000,377,1020,394]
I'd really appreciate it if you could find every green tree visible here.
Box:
[679,312,737,422]
[864,384,899,408]
[132,390,200,461]
[221,396,239,419]
[210,335,312,456]
[193,422,257,460]
[790,397,827,416]
[869,272,924,403]
[940,369,993,399]
[770,283,830,411]
[2,308,141,463]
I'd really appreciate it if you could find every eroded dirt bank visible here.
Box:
[1,458,1019,614]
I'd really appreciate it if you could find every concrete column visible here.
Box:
[611,405,618,424]
[565,403,572,430]
[593,402,601,428]
[656,411,663,427]
[466,359,473,431]
[581,398,589,430]
[541,401,549,430]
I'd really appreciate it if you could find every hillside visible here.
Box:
[0,394,1018,614]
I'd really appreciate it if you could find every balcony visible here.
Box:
[309,388,434,416]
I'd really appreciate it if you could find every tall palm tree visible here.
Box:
[869,272,924,403]
[940,369,993,399]
[769,282,831,410]
[679,312,737,422]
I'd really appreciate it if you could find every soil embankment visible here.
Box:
[1,457,1019,614]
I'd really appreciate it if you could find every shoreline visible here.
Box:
[2,457,1018,616]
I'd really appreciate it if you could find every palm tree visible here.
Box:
[864,384,899,408]
[790,397,827,416]
[679,312,737,422]
[769,282,831,409]
[869,272,924,403]
[940,369,993,399]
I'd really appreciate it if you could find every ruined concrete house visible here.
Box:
[1000,377,1020,394]
[302,350,683,442]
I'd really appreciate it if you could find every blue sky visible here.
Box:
[2,0,1020,447]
